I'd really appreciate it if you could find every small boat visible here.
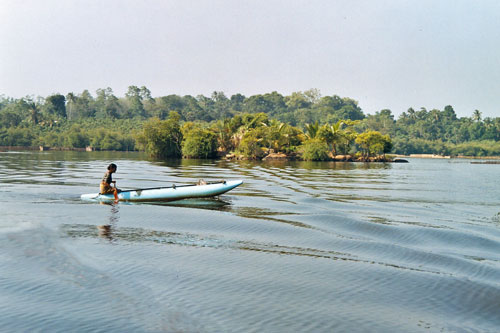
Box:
[81,180,243,202]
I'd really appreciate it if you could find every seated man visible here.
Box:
[100,163,120,201]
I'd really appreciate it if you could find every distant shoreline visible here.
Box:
[0,146,133,152]
[391,154,500,160]
[0,145,89,152]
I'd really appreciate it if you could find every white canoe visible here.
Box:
[81,180,243,202]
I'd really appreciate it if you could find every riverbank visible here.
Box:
[0,146,129,152]
[392,154,500,160]
[3,146,500,161]
[0,145,90,152]
[226,152,395,162]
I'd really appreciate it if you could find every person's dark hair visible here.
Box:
[107,163,117,171]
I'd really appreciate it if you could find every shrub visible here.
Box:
[300,139,330,161]
[182,127,218,158]
[136,112,182,158]
[237,129,266,159]
[40,132,63,147]
[65,131,90,148]
[355,131,392,158]
[3,127,34,146]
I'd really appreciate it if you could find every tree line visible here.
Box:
[1,86,499,158]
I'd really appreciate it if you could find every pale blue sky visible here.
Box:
[1,0,499,118]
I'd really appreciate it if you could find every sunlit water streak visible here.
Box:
[1,151,500,332]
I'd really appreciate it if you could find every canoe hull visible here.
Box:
[81,180,243,202]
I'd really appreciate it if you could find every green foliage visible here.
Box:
[99,134,123,150]
[391,138,441,155]
[95,88,122,119]
[182,125,218,159]
[391,106,500,151]
[304,121,320,139]
[40,132,63,147]
[314,95,365,124]
[136,112,182,158]
[44,94,66,118]
[65,128,90,148]
[66,91,95,119]
[316,120,360,156]
[155,94,186,120]
[0,104,25,127]
[392,139,500,157]
[0,127,35,146]
[268,122,304,153]
[237,128,267,159]
[451,141,500,156]
[244,92,286,115]
[2,87,500,158]
[212,119,235,153]
[318,120,345,156]
[300,139,330,161]
[355,131,392,158]
[124,85,149,118]
[87,128,135,151]
[360,109,395,135]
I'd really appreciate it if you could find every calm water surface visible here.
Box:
[1,151,500,332]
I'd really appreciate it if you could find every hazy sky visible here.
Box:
[1,0,499,118]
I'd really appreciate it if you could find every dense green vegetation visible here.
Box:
[1,86,499,159]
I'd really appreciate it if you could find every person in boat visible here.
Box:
[100,163,119,200]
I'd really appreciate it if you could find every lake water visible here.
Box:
[1,151,500,332]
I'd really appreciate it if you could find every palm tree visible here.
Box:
[407,108,416,120]
[214,119,234,153]
[66,93,77,120]
[270,121,288,152]
[231,125,247,150]
[28,102,39,125]
[472,109,482,122]
[260,120,287,152]
[430,109,441,122]
[319,120,345,157]
[304,121,319,139]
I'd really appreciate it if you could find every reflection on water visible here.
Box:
[142,197,232,211]
[102,197,234,211]
[95,198,232,240]
[97,202,120,240]
[97,224,113,240]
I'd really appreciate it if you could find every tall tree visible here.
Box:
[95,88,121,119]
[66,93,77,120]
[304,121,320,139]
[211,91,232,119]
[285,91,311,111]
[230,93,246,111]
[125,85,146,118]
[44,94,66,118]
[318,120,347,156]
[28,101,40,125]
[136,111,182,158]
[355,130,391,159]
[472,109,482,122]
